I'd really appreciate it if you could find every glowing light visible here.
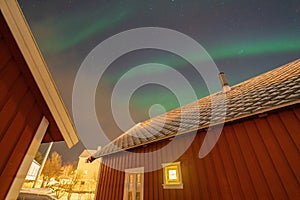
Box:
[34,7,133,55]
[162,162,183,189]
[168,169,177,180]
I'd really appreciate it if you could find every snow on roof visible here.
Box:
[94,58,300,157]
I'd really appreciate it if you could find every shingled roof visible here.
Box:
[94,59,300,157]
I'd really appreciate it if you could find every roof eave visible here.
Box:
[96,99,300,157]
[0,0,79,148]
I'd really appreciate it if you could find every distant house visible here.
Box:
[0,1,79,199]
[77,149,101,192]
[25,160,40,181]
[90,59,300,199]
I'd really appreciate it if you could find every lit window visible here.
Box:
[137,173,141,183]
[162,162,183,189]
[129,174,134,183]
[123,167,144,200]
[168,169,177,180]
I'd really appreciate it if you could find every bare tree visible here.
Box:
[41,152,62,187]
[48,163,82,199]
[66,169,83,200]
[47,163,76,199]
[34,151,43,164]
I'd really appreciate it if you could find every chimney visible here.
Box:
[219,72,231,93]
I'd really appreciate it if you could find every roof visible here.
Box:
[93,58,300,158]
[32,159,41,166]
[80,149,97,158]
[0,0,78,147]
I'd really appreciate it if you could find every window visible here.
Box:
[168,169,177,180]
[123,167,144,200]
[162,162,183,189]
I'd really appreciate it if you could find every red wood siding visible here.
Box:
[0,12,63,143]
[0,14,44,199]
[0,12,63,199]
[96,105,300,199]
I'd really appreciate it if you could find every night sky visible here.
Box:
[18,0,300,162]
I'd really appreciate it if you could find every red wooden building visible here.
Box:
[0,1,79,199]
[91,59,300,199]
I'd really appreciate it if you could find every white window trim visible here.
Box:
[162,162,183,189]
[125,167,144,174]
[123,167,144,200]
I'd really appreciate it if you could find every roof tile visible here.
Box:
[94,59,300,157]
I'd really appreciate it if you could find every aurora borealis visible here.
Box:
[33,4,134,54]
[18,0,300,160]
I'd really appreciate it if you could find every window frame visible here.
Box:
[162,162,183,189]
[123,167,144,200]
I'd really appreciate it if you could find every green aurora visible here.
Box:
[31,6,300,115]
[103,34,300,83]
[34,5,133,54]
[104,34,300,114]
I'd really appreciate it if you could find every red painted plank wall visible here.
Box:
[0,13,44,199]
[96,105,300,199]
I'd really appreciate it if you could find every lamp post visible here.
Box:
[32,142,53,188]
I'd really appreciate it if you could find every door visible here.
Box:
[123,167,144,200]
